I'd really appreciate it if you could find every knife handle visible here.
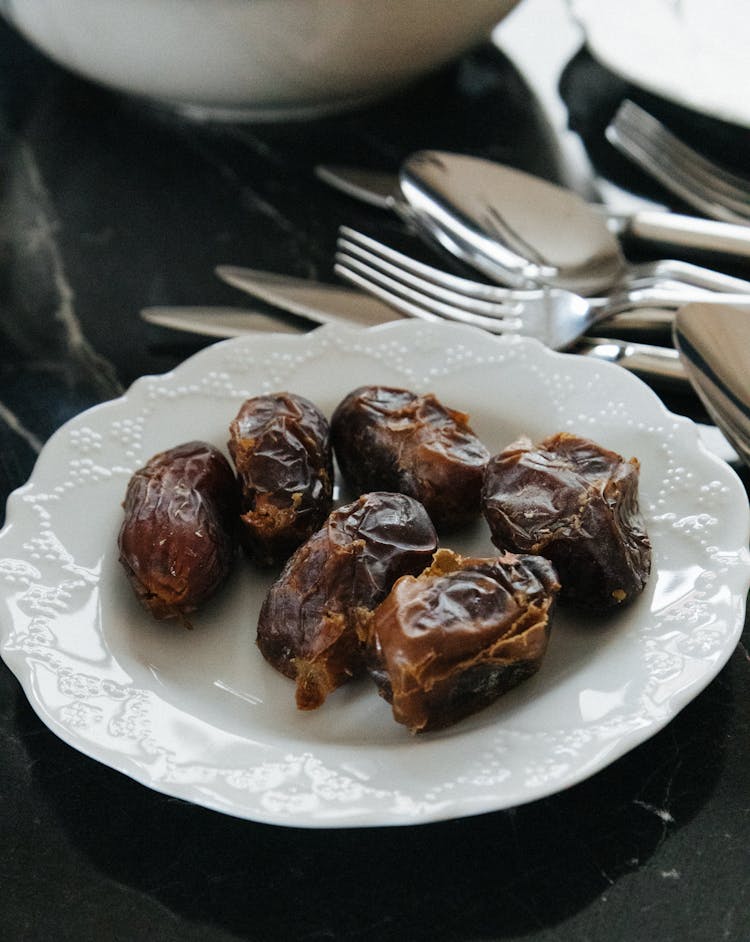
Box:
[628,211,750,259]
[576,336,686,387]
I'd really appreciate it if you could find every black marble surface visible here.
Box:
[1,7,749,942]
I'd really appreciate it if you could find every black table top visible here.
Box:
[1,5,748,941]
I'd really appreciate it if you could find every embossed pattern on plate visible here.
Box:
[1,321,749,827]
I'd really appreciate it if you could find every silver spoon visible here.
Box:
[399,151,750,297]
[673,303,750,467]
[316,162,750,261]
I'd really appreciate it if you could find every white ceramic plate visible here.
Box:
[571,0,750,128]
[1,322,749,828]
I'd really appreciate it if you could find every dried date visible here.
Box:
[228,392,333,566]
[118,441,239,622]
[331,385,489,529]
[366,548,560,733]
[481,432,651,610]
[257,491,438,710]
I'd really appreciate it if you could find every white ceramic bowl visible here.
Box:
[1,0,521,120]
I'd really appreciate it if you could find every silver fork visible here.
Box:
[606,100,750,225]
[334,227,750,350]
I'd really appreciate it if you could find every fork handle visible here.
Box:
[627,211,750,259]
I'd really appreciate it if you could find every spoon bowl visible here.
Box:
[400,151,750,297]
[400,151,624,294]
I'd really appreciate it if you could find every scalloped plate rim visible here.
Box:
[1,321,748,828]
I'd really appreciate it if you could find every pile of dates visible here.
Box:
[118,385,651,733]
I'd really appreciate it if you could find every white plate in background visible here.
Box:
[571,0,750,128]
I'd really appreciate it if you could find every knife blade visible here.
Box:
[215,266,400,328]
[315,163,750,259]
[143,270,686,386]
[141,306,305,336]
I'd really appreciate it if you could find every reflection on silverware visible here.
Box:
[674,303,750,466]
[574,336,684,387]
[397,150,750,296]
[333,226,748,357]
[316,160,750,263]
[607,101,750,226]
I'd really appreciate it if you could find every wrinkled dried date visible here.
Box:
[118,441,239,622]
[331,385,489,529]
[366,548,560,733]
[482,432,651,610]
[228,392,333,566]
[257,491,438,710]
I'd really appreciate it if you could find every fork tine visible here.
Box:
[334,251,521,336]
[336,233,523,319]
[607,101,750,224]
[338,226,515,301]
[616,102,750,203]
[613,109,750,216]
[332,258,441,325]
[607,123,738,222]
[607,118,739,219]
[609,129,750,225]
[334,229,612,349]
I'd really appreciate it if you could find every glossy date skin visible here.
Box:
[228,392,333,566]
[118,441,239,623]
[482,432,652,611]
[330,385,489,530]
[367,548,560,733]
[257,491,438,710]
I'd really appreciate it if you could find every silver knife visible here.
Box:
[142,269,685,386]
[315,164,750,259]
